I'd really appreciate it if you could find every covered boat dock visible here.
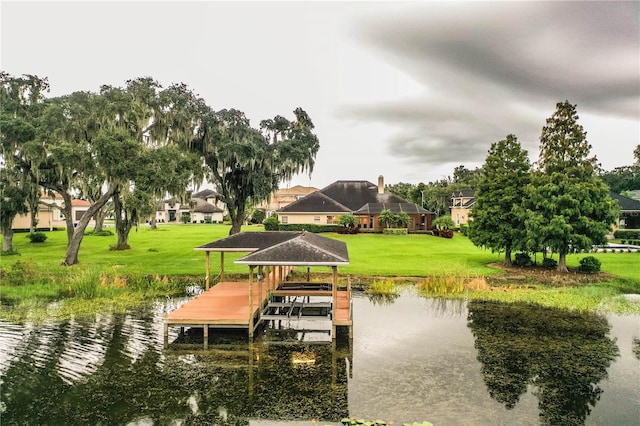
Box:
[164,231,352,347]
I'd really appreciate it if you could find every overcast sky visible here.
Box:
[2,1,638,189]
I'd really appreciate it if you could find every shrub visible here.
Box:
[264,213,279,231]
[579,256,601,274]
[180,214,191,224]
[613,229,640,240]
[28,232,47,243]
[438,229,454,238]
[514,253,532,267]
[337,226,359,234]
[459,224,469,236]
[542,257,558,270]
[250,209,266,224]
[90,229,114,236]
[383,228,408,235]
[277,223,340,233]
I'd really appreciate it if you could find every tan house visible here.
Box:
[276,176,435,231]
[12,193,92,230]
[450,190,475,226]
[257,185,318,216]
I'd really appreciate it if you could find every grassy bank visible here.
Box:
[2,224,639,316]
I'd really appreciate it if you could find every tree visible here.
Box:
[433,215,455,230]
[468,134,531,266]
[525,101,618,272]
[0,72,49,251]
[387,182,415,202]
[394,211,411,228]
[378,209,395,229]
[338,213,357,228]
[191,107,319,235]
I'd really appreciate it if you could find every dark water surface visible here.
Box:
[1,288,638,425]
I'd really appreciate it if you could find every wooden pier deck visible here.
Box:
[164,280,352,347]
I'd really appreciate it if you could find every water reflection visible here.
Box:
[467,301,620,425]
[0,292,637,425]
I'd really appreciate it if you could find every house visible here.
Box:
[256,185,318,216]
[11,193,93,230]
[610,192,640,230]
[276,176,435,231]
[450,190,475,226]
[154,189,227,223]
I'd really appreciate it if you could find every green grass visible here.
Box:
[2,225,639,315]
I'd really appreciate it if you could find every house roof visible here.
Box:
[191,198,223,213]
[452,190,475,198]
[235,231,349,266]
[610,192,640,211]
[276,185,317,196]
[277,180,432,214]
[192,189,218,199]
[195,231,349,266]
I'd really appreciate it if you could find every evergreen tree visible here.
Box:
[525,101,618,272]
[468,134,531,266]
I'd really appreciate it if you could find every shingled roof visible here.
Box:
[610,192,640,212]
[195,231,348,266]
[277,180,430,214]
[235,231,349,266]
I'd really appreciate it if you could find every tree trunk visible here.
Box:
[150,217,157,230]
[504,246,513,267]
[112,194,133,249]
[557,252,569,273]
[229,203,245,235]
[93,207,106,234]
[63,185,116,266]
[2,228,14,253]
[60,192,75,245]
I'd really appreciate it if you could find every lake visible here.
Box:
[1,287,638,425]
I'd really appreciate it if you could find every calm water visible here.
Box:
[1,288,638,425]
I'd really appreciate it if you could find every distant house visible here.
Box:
[155,189,226,223]
[450,190,475,226]
[610,192,640,230]
[11,193,93,230]
[276,176,435,231]
[257,185,318,216]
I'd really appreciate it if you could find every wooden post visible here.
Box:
[332,266,338,340]
[205,251,211,290]
[220,252,225,282]
[249,266,254,339]
[204,325,208,350]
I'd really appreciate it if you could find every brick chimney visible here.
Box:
[378,175,384,194]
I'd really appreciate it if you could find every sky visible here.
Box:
[2,1,639,190]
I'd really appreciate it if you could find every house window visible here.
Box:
[281,216,288,224]
[314,216,320,223]
[326,216,334,224]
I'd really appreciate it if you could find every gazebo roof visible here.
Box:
[195,231,349,266]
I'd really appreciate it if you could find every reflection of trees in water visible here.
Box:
[0,307,350,425]
[367,293,399,305]
[467,301,619,425]
[633,338,640,360]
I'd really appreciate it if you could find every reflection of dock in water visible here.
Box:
[166,330,353,422]
[164,232,353,349]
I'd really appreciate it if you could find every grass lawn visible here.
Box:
[2,224,639,281]
[2,224,639,316]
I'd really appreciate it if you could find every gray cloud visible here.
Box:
[340,1,639,168]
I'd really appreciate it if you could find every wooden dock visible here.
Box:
[164,280,352,348]
[164,231,353,348]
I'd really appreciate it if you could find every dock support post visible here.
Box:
[164,323,168,349]
[205,251,211,290]
[220,252,225,282]
[249,266,254,339]
[203,325,208,350]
